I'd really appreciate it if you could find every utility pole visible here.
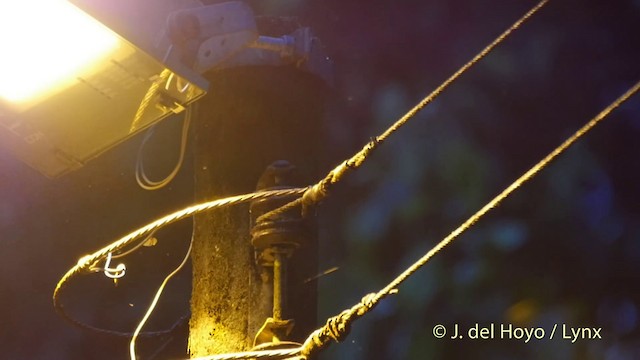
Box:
[188,65,328,356]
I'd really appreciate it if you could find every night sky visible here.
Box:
[2,0,640,359]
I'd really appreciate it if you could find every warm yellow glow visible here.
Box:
[0,0,119,103]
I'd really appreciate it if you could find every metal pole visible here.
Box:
[188,65,326,357]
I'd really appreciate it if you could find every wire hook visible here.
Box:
[102,253,126,279]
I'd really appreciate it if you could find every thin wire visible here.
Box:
[53,188,307,335]
[130,220,195,360]
[257,0,550,223]
[111,230,159,260]
[135,105,193,191]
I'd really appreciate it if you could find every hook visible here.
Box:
[102,252,126,279]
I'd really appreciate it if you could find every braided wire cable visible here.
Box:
[53,188,308,335]
[257,0,550,224]
[130,69,173,133]
[190,348,300,360]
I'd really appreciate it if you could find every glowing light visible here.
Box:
[0,0,119,103]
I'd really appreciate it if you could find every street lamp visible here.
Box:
[0,0,329,178]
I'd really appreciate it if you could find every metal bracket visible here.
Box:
[250,160,308,346]
[253,317,295,346]
[162,1,258,68]
[163,1,332,85]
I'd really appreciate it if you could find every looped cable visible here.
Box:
[135,104,193,191]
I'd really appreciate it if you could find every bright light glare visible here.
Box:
[0,1,119,103]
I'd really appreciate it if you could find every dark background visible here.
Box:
[2,0,640,359]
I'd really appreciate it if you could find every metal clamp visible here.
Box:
[162,1,332,85]
[250,160,308,345]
